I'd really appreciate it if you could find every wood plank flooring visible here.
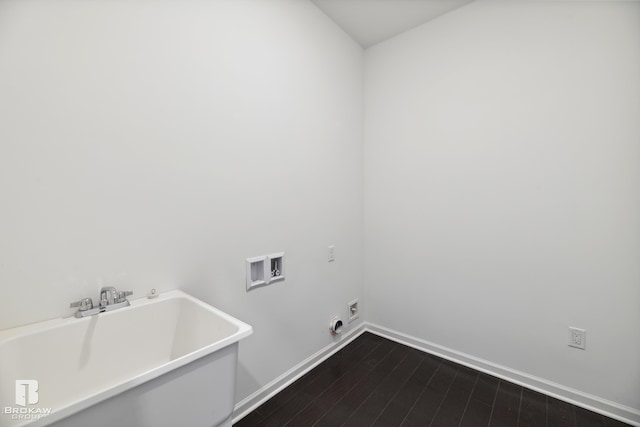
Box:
[234,332,630,427]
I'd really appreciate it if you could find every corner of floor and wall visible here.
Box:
[0,0,638,426]
[360,0,640,425]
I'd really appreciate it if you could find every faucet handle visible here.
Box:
[70,298,93,311]
[118,290,133,302]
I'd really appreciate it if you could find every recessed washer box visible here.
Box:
[246,253,285,291]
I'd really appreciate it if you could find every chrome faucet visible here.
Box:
[99,286,118,306]
[70,287,133,318]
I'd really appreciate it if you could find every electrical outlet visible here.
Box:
[347,299,359,322]
[568,327,586,350]
[328,245,335,262]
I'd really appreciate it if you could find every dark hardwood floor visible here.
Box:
[234,332,631,427]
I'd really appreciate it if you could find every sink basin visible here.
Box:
[0,290,252,427]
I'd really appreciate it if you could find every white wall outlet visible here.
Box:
[328,245,335,262]
[568,327,586,350]
[347,299,359,322]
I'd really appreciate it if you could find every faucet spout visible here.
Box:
[100,286,118,306]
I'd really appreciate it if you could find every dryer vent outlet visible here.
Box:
[329,317,343,335]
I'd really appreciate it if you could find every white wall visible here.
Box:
[364,0,640,411]
[0,0,364,402]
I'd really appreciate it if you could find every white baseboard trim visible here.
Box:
[232,324,367,424]
[366,322,640,427]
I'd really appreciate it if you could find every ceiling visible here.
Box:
[310,0,475,48]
